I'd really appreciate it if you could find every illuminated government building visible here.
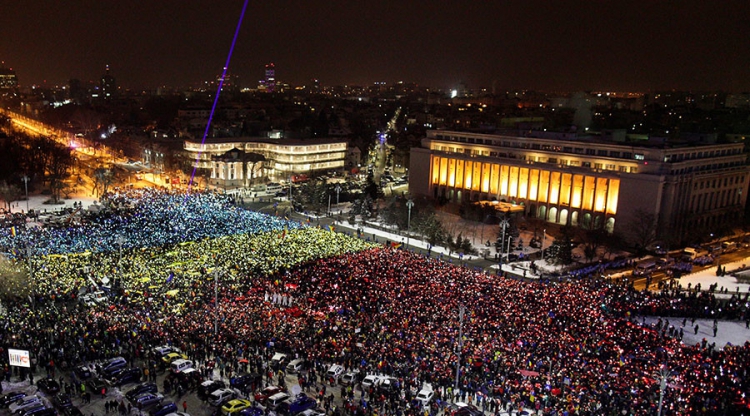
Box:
[410,130,749,239]
[183,137,346,188]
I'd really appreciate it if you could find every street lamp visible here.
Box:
[499,217,510,267]
[335,184,342,205]
[21,175,30,213]
[406,198,414,250]
[542,228,547,262]
[655,365,674,416]
[454,304,466,393]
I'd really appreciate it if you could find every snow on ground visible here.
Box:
[678,257,750,294]
[642,316,750,350]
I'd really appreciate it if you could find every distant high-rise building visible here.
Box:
[264,63,276,93]
[100,65,116,100]
[68,78,87,103]
[0,65,18,90]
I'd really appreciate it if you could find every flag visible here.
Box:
[10,226,16,237]
[166,272,174,283]
[390,242,402,249]
[326,224,335,232]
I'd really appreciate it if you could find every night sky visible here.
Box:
[2,1,749,91]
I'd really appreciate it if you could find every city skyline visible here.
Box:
[2,1,749,91]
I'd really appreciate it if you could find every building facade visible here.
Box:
[410,130,749,241]
[0,67,18,91]
[183,137,347,188]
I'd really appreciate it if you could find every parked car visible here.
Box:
[133,393,163,410]
[198,380,225,400]
[270,353,288,369]
[288,395,316,414]
[326,364,344,381]
[285,359,306,374]
[150,402,177,416]
[361,375,383,389]
[9,396,42,414]
[339,371,361,387]
[229,373,260,393]
[72,366,92,380]
[19,405,51,416]
[52,394,72,409]
[169,359,193,374]
[125,383,158,402]
[0,392,27,407]
[237,407,264,416]
[161,353,188,368]
[221,399,252,416]
[453,402,483,416]
[86,378,108,396]
[415,384,434,406]
[207,389,235,407]
[253,386,284,404]
[100,357,127,375]
[38,378,61,395]
[262,392,290,411]
[152,346,180,361]
[374,376,399,393]
[109,368,141,386]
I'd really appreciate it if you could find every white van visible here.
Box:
[265,392,290,410]
[170,359,194,373]
[286,358,306,374]
[326,364,344,381]
[271,353,288,367]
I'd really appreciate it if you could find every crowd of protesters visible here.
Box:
[0,189,749,415]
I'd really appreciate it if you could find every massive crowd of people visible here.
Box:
[0,188,749,415]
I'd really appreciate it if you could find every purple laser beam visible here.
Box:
[187,0,249,194]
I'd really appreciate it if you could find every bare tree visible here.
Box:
[627,209,658,256]
[47,143,74,203]
[93,167,115,197]
[0,181,21,211]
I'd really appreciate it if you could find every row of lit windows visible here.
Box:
[271,160,344,173]
[430,155,619,215]
[435,146,639,174]
[273,152,346,163]
[432,134,744,161]
[185,142,347,154]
